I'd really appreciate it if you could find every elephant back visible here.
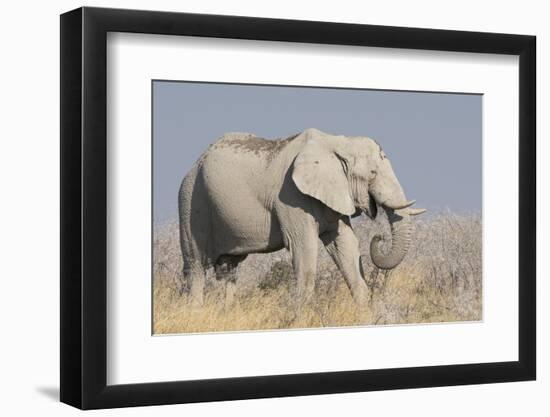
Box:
[208,132,299,162]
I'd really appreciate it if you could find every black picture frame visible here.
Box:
[60,6,536,410]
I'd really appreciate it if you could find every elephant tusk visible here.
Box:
[385,199,416,210]
[408,208,427,216]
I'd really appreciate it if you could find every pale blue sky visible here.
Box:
[153,81,481,224]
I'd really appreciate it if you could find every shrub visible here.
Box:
[258,260,295,291]
[152,211,482,333]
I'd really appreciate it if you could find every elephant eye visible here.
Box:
[370,170,377,180]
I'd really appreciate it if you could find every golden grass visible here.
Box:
[153,212,482,334]
[153,266,481,334]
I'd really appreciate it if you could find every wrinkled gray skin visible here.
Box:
[179,128,426,307]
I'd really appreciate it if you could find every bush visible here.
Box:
[258,260,295,291]
[152,211,482,333]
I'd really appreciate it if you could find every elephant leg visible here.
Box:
[321,218,369,305]
[225,280,237,309]
[289,227,319,307]
[186,261,206,307]
[215,255,247,309]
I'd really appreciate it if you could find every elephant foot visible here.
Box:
[188,292,204,310]
[291,293,315,324]
[223,281,238,312]
[353,292,370,308]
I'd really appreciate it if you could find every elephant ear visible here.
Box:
[292,139,355,216]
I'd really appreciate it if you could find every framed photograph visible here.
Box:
[60,6,536,409]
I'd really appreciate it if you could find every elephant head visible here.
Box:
[292,128,426,270]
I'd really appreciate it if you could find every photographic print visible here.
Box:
[152,81,482,335]
[60,9,535,407]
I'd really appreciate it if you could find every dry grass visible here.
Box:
[153,211,482,334]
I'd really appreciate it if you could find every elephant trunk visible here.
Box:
[369,208,412,270]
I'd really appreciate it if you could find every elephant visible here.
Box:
[178,128,425,307]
